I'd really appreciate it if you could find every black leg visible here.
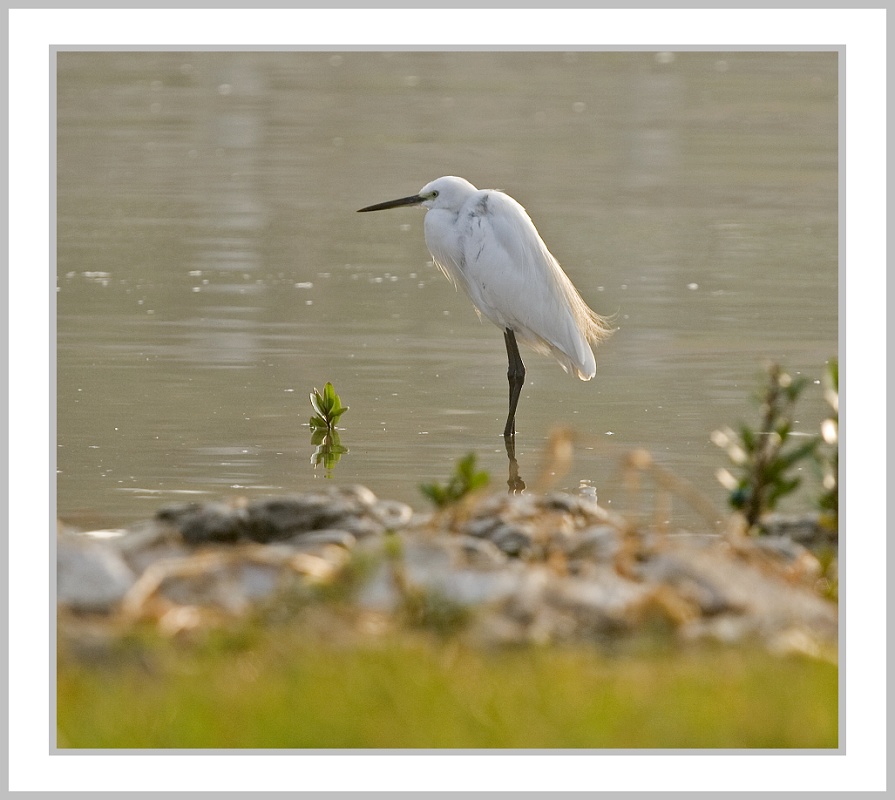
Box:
[504,433,526,493]
[503,328,525,437]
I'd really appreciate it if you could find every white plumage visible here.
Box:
[417,176,611,379]
[358,175,613,436]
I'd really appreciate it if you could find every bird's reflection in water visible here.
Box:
[501,427,594,499]
[503,434,526,495]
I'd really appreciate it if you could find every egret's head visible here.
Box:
[415,176,478,211]
[357,176,478,214]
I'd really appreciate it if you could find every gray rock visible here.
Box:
[57,534,137,613]
[545,567,653,634]
[370,499,413,531]
[454,535,508,568]
[173,503,247,545]
[109,520,192,575]
[336,484,379,509]
[635,552,735,617]
[489,523,536,558]
[288,529,357,550]
[245,496,344,542]
[429,566,526,608]
[644,543,838,645]
[162,561,281,614]
[565,525,621,562]
[543,492,595,515]
[336,515,385,539]
[464,517,501,538]
[244,486,382,543]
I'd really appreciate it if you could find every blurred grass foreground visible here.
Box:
[58,622,836,750]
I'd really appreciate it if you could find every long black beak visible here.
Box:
[357,194,425,213]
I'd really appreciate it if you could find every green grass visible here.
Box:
[57,620,838,750]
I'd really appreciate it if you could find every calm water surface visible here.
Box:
[56,51,838,528]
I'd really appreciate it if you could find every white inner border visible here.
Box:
[10,7,886,794]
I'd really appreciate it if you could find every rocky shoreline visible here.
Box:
[57,485,838,659]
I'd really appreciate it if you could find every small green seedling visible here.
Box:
[713,363,819,529]
[309,382,349,431]
[420,453,490,508]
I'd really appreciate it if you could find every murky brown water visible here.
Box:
[56,51,838,528]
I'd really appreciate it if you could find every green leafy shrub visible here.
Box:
[713,363,819,528]
[420,453,489,508]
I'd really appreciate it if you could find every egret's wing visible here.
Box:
[458,192,611,379]
[423,208,474,296]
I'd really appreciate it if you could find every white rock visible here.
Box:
[57,534,137,613]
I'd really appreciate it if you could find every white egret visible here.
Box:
[358,176,613,437]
